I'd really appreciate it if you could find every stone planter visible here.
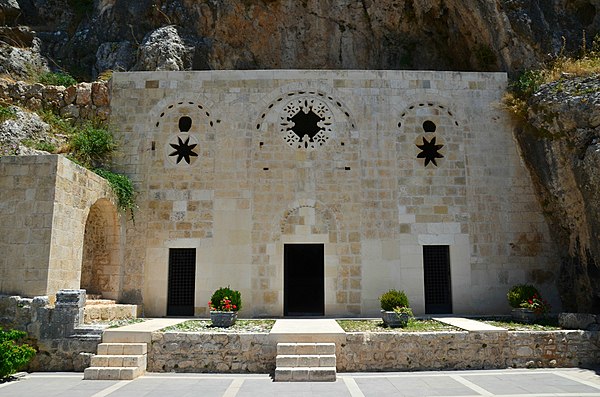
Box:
[511,308,541,324]
[210,311,237,327]
[381,310,409,328]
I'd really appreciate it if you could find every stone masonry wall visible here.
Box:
[338,331,600,371]
[0,79,111,121]
[0,290,100,372]
[0,155,118,298]
[149,332,276,373]
[148,330,600,373]
[110,70,559,317]
[0,155,57,296]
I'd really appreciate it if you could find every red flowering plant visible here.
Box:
[519,293,551,315]
[207,286,242,312]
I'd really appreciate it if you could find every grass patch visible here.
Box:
[37,72,77,87]
[482,318,561,331]
[162,320,276,333]
[0,141,18,156]
[504,34,600,119]
[0,105,16,123]
[337,319,459,332]
[20,138,56,153]
[107,318,146,329]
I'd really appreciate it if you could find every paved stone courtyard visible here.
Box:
[2,368,600,397]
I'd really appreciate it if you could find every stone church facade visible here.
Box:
[0,70,560,318]
[107,70,559,317]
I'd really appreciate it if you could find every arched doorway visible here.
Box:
[80,198,121,300]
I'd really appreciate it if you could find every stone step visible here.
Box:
[90,354,147,368]
[69,325,108,340]
[276,354,336,368]
[84,304,138,323]
[274,367,336,382]
[86,294,103,300]
[86,299,117,306]
[277,342,336,355]
[97,342,147,355]
[83,366,145,380]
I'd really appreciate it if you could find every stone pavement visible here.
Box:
[2,368,600,397]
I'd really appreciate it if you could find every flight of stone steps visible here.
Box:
[83,342,147,380]
[274,342,336,382]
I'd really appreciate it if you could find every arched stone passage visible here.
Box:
[80,198,121,300]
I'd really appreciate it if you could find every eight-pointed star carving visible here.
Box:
[416,136,444,167]
[169,136,198,164]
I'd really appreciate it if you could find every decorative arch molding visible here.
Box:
[275,199,341,242]
[253,84,357,152]
[147,97,218,168]
[395,99,468,170]
[254,88,357,132]
[80,198,121,300]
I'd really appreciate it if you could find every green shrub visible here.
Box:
[510,70,546,99]
[93,168,136,217]
[0,105,17,123]
[21,139,56,153]
[209,286,242,312]
[0,329,36,379]
[37,72,77,87]
[39,110,77,136]
[70,123,115,168]
[507,284,540,308]
[379,289,409,311]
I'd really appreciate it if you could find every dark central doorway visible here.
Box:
[284,244,324,316]
[167,248,196,316]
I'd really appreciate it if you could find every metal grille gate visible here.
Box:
[167,248,196,316]
[423,245,452,314]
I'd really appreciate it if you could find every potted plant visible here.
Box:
[379,289,411,328]
[507,284,550,323]
[208,286,242,328]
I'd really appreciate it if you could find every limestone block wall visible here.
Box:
[146,330,600,373]
[0,155,118,298]
[149,332,275,373]
[338,331,600,371]
[110,70,559,317]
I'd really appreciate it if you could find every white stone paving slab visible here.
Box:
[102,318,188,343]
[433,317,507,332]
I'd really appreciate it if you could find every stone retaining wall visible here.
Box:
[149,330,599,373]
[338,331,600,371]
[0,79,110,121]
[149,332,276,373]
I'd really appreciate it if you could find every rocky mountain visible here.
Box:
[0,0,598,79]
[516,75,600,313]
[0,0,599,312]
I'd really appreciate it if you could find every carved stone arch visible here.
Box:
[253,84,357,151]
[396,99,467,169]
[148,97,217,168]
[274,199,340,242]
[81,198,121,300]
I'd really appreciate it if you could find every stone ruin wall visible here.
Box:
[0,79,110,122]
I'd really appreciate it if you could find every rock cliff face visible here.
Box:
[516,75,600,313]
[7,0,600,79]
